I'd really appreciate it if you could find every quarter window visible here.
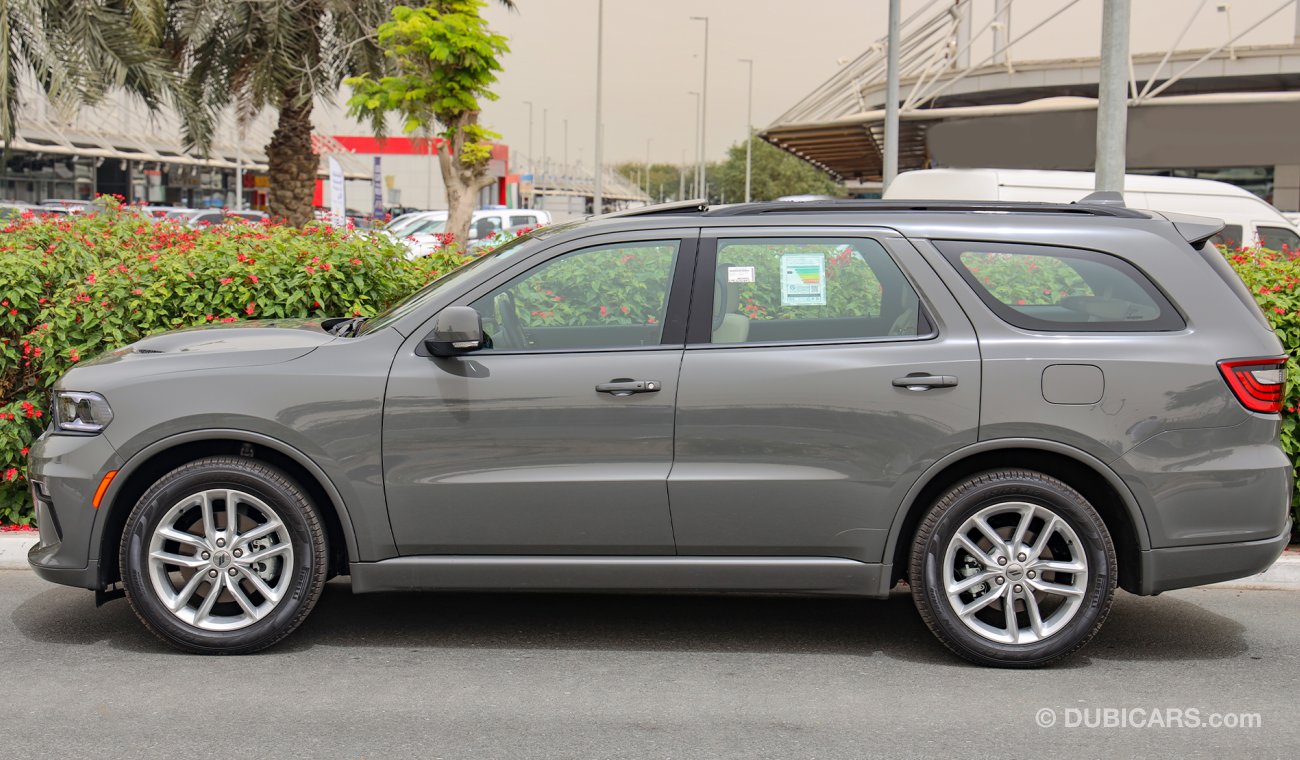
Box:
[708,237,926,344]
[938,241,1183,331]
[470,241,679,351]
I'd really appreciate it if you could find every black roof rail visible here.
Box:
[600,199,707,219]
[700,199,1150,219]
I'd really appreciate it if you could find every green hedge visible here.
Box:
[0,202,466,523]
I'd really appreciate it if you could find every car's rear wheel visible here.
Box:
[909,469,1116,668]
[119,456,327,654]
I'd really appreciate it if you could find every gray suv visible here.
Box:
[28,200,1293,667]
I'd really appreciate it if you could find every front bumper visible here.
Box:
[1137,520,1292,595]
[25,430,122,591]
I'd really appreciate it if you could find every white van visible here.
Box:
[884,169,1300,251]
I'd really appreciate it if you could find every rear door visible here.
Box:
[667,227,981,563]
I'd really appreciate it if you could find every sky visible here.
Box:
[467,0,1294,169]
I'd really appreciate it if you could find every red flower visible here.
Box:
[599,305,609,318]
[620,305,630,315]
[86,272,96,284]
[350,258,362,266]
[20,448,28,457]
[220,277,233,285]
[69,349,80,362]
[4,468,17,482]
[245,302,256,315]
[205,315,214,322]
[646,315,658,325]
[247,274,259,284]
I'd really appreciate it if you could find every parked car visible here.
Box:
[884,168,1300,252]
[41,198,94,214]
[401,208,551,258]
[28,198,1291,666]
[0,201,47,219]
[168,209,269,227]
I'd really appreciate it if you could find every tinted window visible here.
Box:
[1209,224,1244,249]
[472,217,503,240]
[938,241,1183,331]
[1258,226,1300,253]
[471,241,679,351]
[708,237,925,344]
[509,215,537,227]
[193,213,222,225]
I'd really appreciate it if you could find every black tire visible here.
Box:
[119,456,328,654]
[908,469,1116,668]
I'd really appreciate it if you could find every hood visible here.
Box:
[78,318,337,372]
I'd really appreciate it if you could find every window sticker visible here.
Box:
[780,253,826,306]
[727,266,756,283]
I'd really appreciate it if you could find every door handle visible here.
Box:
[892,374,958,391]
[596,379,662,396]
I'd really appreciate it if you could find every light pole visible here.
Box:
[689,91,701,198]
[1095,0,1131,193]
[739,58,753,203]
[883,0,900,190]
[593,0,605,215]
[523,100,534,174]
[690,15,709,200]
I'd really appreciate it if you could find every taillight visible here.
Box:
[1218,358,1288,414]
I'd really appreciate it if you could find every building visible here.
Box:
[761,0,1300,211]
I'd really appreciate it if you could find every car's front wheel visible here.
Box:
[909,469,1116,668]
[119,456,327,654]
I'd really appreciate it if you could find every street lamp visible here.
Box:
[690,16,709,200]
[739,58,753,203]
[523,100,534,175]
[593,0,605,215]
[688,91,700,198]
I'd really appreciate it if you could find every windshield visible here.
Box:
[357,233,545,336]
[386,213,440,235]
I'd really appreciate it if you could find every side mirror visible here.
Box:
[423,306,485,357]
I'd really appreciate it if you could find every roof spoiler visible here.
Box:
[1150,210,1227,247]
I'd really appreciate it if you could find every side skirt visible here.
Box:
[348,556,891,598]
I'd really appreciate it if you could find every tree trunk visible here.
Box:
[436,112,497,249]
[266,91,316,227]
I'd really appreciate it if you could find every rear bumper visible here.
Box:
[1137,520,1292,595]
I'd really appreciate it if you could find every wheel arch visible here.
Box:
[92,430,359,588]
[884,439,1151,595]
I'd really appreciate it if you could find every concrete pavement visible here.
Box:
[1,570,1297,759]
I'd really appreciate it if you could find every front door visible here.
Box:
[383,232,696,555]
[667,228,981,563]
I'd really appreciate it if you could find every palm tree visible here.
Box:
[167,1,396,226]
[0,0,190,152]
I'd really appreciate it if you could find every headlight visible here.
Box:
[54,391,114,434]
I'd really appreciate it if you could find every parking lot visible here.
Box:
[2,571,1296,759]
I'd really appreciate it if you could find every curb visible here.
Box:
[3,532,1299,587]
[0,532,37,570]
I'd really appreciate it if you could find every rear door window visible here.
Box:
[937,241,1184,331]
[704,237,929,344]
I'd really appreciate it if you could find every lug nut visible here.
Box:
[207,569,218,578]
[1013,584,1023,593]
[997,556,1007,566]
[233,549,242,558]
[228,568,237,576]
[1027,570,1036,579]
[995,577,1005,585]
[216,538,226,548]
[1017,552,1027,562]
[201,551,210,560]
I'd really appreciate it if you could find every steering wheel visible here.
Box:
[496,291,528,348]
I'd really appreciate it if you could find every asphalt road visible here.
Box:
[2,571,1297,759]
